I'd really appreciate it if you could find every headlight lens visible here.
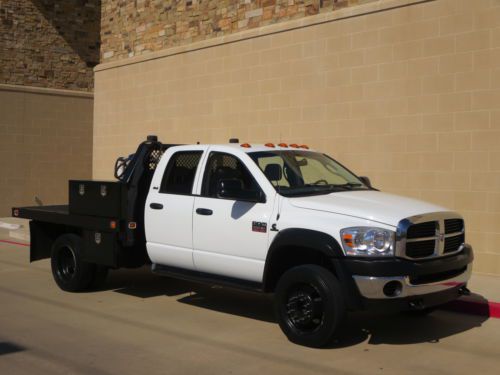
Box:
[340,227,395,257]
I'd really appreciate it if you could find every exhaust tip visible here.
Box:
[459,286,471,296]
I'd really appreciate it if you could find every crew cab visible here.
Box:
[13,136,473,347]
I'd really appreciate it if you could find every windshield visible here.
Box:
[249,150,369,197]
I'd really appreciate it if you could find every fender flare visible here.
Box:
[262,228,344,290]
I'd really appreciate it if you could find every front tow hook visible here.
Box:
[409,299,424,310]
[459,286,471,296]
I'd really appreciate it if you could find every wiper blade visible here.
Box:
[329,182,363,190]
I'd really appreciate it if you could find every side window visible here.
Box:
[202,152,261,198]
[160,151,203,195]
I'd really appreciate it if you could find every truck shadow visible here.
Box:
[328,308,488,348]
[105,267,489,348]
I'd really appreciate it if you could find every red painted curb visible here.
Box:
[443,298,500,319]
[0,239,30,247]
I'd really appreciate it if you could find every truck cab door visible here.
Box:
[145,147,207,270]
[192,149,276,283]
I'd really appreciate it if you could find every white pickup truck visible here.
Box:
[13,136,473,347]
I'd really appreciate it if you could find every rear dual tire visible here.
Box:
[274,265,346,348]
[51,234,108,292]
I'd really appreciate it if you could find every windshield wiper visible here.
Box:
[278,182,366,197]
[305,182,363,190]
[330,182,363,190]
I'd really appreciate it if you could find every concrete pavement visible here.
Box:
[1,234,500,375]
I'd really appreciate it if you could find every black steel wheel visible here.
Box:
[275,265,345,347]
[56,245,77,282]
[285,284,324,333]
[51,234,94,292]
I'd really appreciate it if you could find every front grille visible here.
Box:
[406,240,435,258]
[444,233,465,253]
[407,221,437,239]
[445,219,464,234]
[399,214,466,260]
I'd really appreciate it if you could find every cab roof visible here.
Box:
[207,143,315,153]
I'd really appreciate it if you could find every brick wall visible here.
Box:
[101,0,378,62]
[0,0,101,91]
[94,0,500,275]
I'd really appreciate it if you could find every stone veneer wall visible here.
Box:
[101,0,378,62]
[94,0,500,275]
[0,0,101,91]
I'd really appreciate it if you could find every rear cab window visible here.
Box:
[160,151,203,195]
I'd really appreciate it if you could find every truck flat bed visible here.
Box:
[13,205,120,232]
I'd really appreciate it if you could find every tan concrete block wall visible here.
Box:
[0,85,93,216]
[94,0,500,275]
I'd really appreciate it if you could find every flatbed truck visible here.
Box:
[13,135,473,347]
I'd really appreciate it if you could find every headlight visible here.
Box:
[340,227,395,257]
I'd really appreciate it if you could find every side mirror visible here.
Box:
[359,176,372,189]
[217,179,264,203]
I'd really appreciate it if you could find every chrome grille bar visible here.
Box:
[395,212,465,260]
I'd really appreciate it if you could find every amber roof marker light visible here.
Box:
[265,143,275,148]
[278,143,288,148]
[240,143,252,148]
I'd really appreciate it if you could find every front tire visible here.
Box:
[51,234,94,292]
[274,265,346,347]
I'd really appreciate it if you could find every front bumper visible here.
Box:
[353,263,472,299]
[332,244,474,311]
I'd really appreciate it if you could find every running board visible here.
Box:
[152,264,264,293]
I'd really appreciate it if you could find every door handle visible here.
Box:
[196,208,213,216]
[150,203,163,210]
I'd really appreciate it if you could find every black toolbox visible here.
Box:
[69,180,127,218]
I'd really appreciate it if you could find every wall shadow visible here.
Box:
[104,267,488,348]
[0,342,26,356]
[30,0,101,68]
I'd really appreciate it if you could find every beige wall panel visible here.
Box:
[94,0,500,275]
[0,86,93,216]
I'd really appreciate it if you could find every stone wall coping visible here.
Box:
[0,83,94,98]
[95,0,433,73]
